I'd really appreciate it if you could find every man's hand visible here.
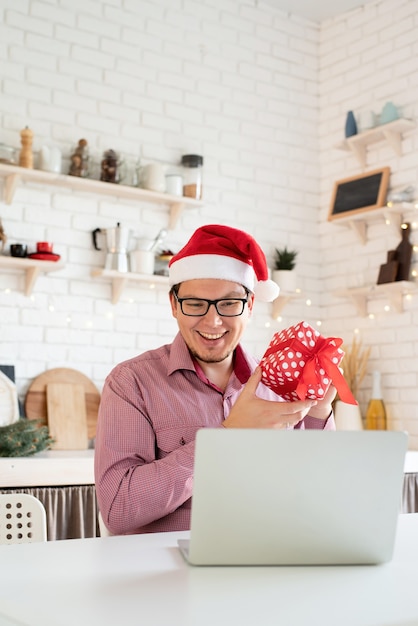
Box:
[223,367,318,429]
[306,380,337,421]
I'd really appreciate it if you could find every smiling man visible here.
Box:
[95,224,336,535]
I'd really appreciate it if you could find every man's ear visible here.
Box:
[247,293,255,316]
[169,291,178,318]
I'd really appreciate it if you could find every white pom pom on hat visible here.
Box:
[168,224,279,302]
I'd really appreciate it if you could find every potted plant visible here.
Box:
[272,246,298,293]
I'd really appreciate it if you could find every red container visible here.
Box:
[36,242,53,253]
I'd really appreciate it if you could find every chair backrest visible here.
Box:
[98,510,113,537]
[0,493,47,544]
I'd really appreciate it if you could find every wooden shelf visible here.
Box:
[334,280,418,316]
[0,163,204,229]
[91,268,168,304]
[335,118,416,167]
[329,202,414,245]
[0,255,65,296]
[272,291,303,318]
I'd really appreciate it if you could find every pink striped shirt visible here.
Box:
[94,332,335,535]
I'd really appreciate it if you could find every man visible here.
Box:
[95,224,336,535]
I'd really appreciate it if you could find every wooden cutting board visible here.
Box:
[47,383,88,450]
[25,368,100,441]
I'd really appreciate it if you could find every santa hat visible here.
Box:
[168,224,279,302]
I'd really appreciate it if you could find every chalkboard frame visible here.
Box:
[328,166,391,221]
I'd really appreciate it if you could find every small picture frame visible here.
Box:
[328,167,390,221]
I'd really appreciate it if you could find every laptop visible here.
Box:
[178,429,408,566]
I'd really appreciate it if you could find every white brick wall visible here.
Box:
[0,0,417,447]
[319,0,418,447]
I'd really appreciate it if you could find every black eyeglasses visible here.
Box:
[174,293,248,317]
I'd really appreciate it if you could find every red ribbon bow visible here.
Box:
[262,333,357,405]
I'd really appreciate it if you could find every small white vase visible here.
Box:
[334,400,363,431]
[272,269,297,293]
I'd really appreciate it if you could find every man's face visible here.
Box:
[170,279,254,365]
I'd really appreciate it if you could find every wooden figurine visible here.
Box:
[19,126,34,169]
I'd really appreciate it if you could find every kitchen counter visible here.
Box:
[403,450,418,472]
[0,449,417,489]
[0,450,94,488]
[0,449,417,540]
[0,450,96,540]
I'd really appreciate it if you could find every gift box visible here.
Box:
[260,321,357,404]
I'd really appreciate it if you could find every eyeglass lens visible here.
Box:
[179,298,246,317]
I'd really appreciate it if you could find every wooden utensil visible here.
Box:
[47,383,88,450]
[25,368,100,441]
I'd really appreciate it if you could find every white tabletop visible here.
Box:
[0,514,418,626]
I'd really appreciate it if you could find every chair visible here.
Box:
[98,510,113,537]
[0,493,47,544]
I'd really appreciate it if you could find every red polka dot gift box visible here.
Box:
[260,321,357,404]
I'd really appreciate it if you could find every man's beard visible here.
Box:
[189,346,233,364]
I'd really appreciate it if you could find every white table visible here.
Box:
[0,515,418,626]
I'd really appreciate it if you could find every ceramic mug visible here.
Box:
[140,163,165,193]
[358,110,375,132]
[36,242,53,253]
[40,145,62,173]
[165,174,183,196]
[10,243,28,258]
[129,250,155,275]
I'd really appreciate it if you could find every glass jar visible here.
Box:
[181,154,203,199]
[0,143,17,165]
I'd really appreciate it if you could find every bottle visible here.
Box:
[181,154,203,199]
[365,371,387,430]
[395,222,413,282]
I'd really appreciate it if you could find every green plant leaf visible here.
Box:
[274,246,298,270]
